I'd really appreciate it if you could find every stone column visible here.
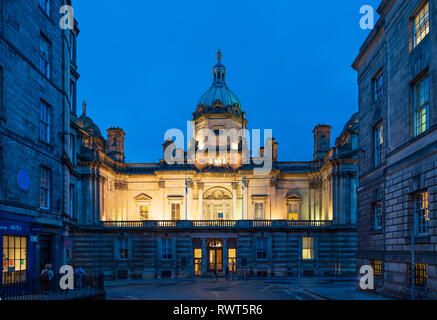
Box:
[270,178,278,219]
[159,179,165,220]
[243,179,249,220]
[232,182,238,220]
[223,239,228,274]
[201,239,207,275]
[197,182,204,220]
[187,179,193,220]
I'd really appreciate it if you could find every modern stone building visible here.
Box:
[70,52,360,280]
[0,0,79,284]
[353,0,437,299]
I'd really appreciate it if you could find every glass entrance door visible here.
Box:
[207,240,223,274]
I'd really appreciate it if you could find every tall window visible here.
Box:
[228,248,236,272]
[118,238,129,260]
[302,237,314,260]
[38,0,50,16]
[254,203,264,220]
[69,184,75,218]
[70,80,76,113]
[413,2,430,48]
[373,71,383,102]
[139,205,149,220]
[414,76,430,136]
[194,248,202,276]
[2,236,27,284]
[374,123,383,167]
[415,191,429,235]
[409,263,428,286]
[39,35,51,78]
[39,100,50,143]
[69,32,76,63]
[162,239,172,260]
[287,202,300,220]
[70,134,75,164]
[374,201,383,230]
[171,203,180,220]
[40,166,51,209]
[256,238,267,260]
[371,259,382,277]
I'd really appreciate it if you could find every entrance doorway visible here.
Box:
[207,240,223,274]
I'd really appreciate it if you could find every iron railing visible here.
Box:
[100,220,333,229]
[0,273,105,300]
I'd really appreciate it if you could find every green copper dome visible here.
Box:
[194,50,243,120]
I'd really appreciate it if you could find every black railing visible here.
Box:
[0,273,105,300]
[100,220,333,229]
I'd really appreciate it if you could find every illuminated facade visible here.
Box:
[69,53,359,279]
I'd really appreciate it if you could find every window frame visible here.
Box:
[118,238,129,260]
[373,122,384,167]
[40,166,51,210]
[255,237,268,261]
[69,184,75,218]
[171,202,181,221]
[39,100,51,144]
[254,202,265,220]
[414,191,429,236]
[373,70,384,102]
[412,2,430,48]
[162,238,173,260]
[413,75,430,137]
[302,237,314,260]
[39,34,51,79]
[373,201,383,230]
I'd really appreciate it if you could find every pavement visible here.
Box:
[104,277,390,300]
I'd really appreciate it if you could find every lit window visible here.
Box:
[39,100,50,143]
[374,123,383,167]
[39,35,51,78]
[415,191,429,235]
[409,263,427,286]
[413,2,430,48]
[414,76,430,136]
[256,238,267,260]
[171,203,180,220]
[139,205,149,220]
[287,202,300,221]
[254,203,264,220]
[2,236,27,284]
[119,238,129,260]
[371,259,382,277]
[40,166,51,209]
[194,248,202,276]
[374,201,383,230]
[162,239,172,260]
[302,237,314,260]
[373,71,383,101]
[38,0,50,16]
[228,248,236,272]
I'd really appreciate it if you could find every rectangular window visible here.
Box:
[118,238,129,260]
[287,202,299,220]
[38,0,50,16]
[228,248,236,272]
[70,134,75,164]
[409,263,428,286]
[371,259,382,277]
[139,205,149,220]
[194,248,202,276]
[70,80,76,113]
[302,237,314,260]
[162,239,172,260]
[414,76,430,136]
[69,184,75,218]
[40,166,51,209]
[373,71,383,102]
[415,191,429,235]
[39,35,51,78]
[256,237,267,260]
[39,100,50,143]
[373,123,383,167]
[171,203,180,221]
[69,32,75,63]
[254,203,264,220]
[374,201,383,230]
[413,2,430,48]
[2,236,27,284]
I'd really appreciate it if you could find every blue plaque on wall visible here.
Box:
[17,169,31,192]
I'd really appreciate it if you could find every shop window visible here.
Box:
[2,236,27,284]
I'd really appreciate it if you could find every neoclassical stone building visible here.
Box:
[353,0,436,299]
[69,53,360,280]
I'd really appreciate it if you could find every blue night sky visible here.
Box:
[74,0,380,163]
